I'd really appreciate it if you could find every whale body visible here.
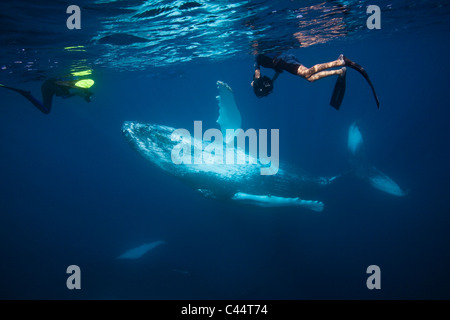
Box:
[122,120,330,211]
[122,81,406,212]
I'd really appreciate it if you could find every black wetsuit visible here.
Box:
[254,53,380,108]
[40,79,73,113]
[254,53,302,75]
[1,78,91,114]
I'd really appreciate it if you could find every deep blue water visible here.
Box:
[1,0,450,299]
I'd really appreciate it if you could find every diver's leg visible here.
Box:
[297,58,345,80]
[0,83,51,114]
[304,68,345,82]
[72,89,92,102]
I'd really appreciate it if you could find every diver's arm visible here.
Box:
[251,69,261,88]
[254,55,262,79]
[254,68,261,79]
[62,87,92,102]
[272,72,280,83]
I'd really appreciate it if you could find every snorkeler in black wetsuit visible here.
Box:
[251,52,379,110]
[0,78,94,114]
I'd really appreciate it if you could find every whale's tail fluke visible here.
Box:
[348,122,406,196]
[348,122,364,157]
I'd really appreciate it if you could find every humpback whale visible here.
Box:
[122,81,406,212]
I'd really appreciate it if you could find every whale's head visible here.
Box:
[122,121,263,181]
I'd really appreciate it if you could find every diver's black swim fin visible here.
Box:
[341,55,380,109]
[330,67,346,110]
[1,83,30,96]
[0,83,49,114]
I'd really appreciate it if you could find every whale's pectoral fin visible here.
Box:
[232,192,324,212]
[366,166,407,197]
[348,122,406,197]
[216,81,242,143]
